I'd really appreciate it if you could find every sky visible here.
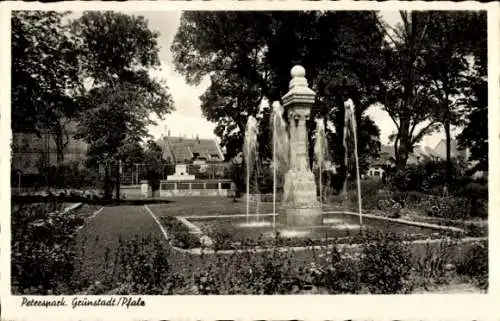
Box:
[119,11,453,148]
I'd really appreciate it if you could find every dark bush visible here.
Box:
[456,242,488,290]
[11,202,84,294]
[359,232,414,294]
[161,216,200,249]
[212,229,234,252]
[104,236,186,295]
[424,196,475,220]
[318,247,362,294]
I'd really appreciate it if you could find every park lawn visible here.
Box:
[74,205,167,288]
[147,197,274,218]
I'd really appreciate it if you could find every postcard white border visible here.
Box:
[1,1,499,321]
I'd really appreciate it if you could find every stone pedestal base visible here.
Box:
[283,170,322,227]
[284,207,323,226]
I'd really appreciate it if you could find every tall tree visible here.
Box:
[420,11,487,185]
[376,11,443,170]
[457,77,487,173]
[11,11,82,165]
[73,12,174,200]
[172,11,384,184]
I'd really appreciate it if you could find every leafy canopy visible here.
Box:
[72,11,174,161]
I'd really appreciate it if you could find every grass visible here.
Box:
[147,197,274,218]
[11,202,102,294]
[74,205,166,288]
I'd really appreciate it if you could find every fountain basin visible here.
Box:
[182,211,460,251]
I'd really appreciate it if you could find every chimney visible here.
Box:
[196,134,200,143]
[168,130,171,137]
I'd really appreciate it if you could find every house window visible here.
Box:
[374,171,380,177]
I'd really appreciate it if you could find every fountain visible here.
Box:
[281,66,322,227]
[242,66,362,229]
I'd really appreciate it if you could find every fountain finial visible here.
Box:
[345,98,354,110]
[291,65,306,78]
[344,99,355,118]
[288,65,309,90]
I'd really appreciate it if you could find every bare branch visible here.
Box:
[410,121,438,145]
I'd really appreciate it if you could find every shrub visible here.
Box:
[456,242,488,290]
[315,247,362,294]
[161,216,200,249]
[424,196,474,220]
[412,240,459,286]
[11,202,85,294]
[359,232,414,294]
[405,191,424,207]
[101,236,187,295]
[211,229,234,252]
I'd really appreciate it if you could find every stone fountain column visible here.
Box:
[282,66,322,226]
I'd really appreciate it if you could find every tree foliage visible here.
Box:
[457,77,487,172]
[144,140,164,194]
[11,11,82,164]
[70,11,174,199]
[376,11,486,173]
[73,12,173,159]
[419,11,487,182]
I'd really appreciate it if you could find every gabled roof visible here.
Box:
[157,136,224,164]
[372,139,468,168]
[432,139,467,159]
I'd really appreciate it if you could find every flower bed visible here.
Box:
[180,213,463,252]
[11,202,101,294]
[160,216,201,249]
[99,233,487,294]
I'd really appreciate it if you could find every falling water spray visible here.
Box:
[345,99,363,228]
[314,119,328,203]
[270,101,289,229]
[243,116,259,223]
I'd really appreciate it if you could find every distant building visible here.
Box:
[156,134,224,165]
[366,139,468,179]
[431,139,468,160]
[11,122,87,175]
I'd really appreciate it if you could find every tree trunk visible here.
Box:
[397,118,410,170]
[393,135,400,165]
[103,163,112,200]
[445,117,452,187]
[115,159,121,202]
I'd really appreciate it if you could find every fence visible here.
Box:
[120,162,232,185]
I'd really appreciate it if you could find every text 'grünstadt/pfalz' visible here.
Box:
[72,296,145,309]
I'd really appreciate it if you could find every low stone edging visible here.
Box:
[63,202,83,214]
[324,210,466,233]
[163,209,481,256]
[169,236,487,256]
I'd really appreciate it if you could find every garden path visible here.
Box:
[75,205,167,283]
